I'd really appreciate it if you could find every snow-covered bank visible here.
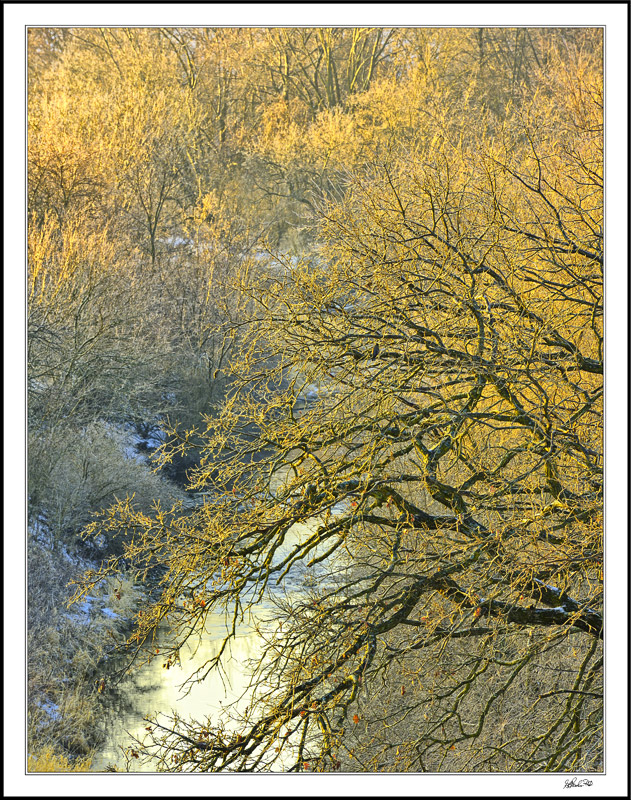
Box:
[27,421,181,771]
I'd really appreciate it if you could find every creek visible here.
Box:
[90,505,343,772]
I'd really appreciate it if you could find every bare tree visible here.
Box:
[73,49,602,772]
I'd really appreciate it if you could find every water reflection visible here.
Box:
[92,610,264,771]
[92,515,336,772]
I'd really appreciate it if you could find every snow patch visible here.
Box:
[161,236,194,248]
[145,431,166,450]
[60,544,92,567]
[38,700,62,722]
[71,595,96,619]
[29,517,54,548]
[122,441,146,463]
[112,421,166,462]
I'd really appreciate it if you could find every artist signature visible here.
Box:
[564,777,593,788]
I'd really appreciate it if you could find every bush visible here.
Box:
[28,746,92,773]
[28,420,184,552]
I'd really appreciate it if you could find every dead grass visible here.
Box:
[27,532,142,771]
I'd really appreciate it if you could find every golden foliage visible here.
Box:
[30,26,603,774]
[28,747,92,773]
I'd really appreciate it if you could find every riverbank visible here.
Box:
[27,521,146,771]
[26,421,183,773]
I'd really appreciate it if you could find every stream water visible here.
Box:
[91,508,341,773]
[91,610,266,772]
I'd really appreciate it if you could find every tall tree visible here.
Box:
[74,37,603,773]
